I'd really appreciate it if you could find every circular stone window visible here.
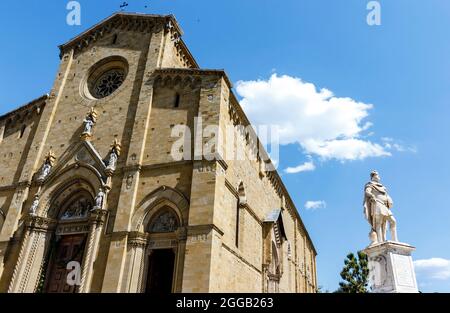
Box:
[83,56,128,100]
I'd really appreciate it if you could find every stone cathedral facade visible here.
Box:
[0,13,317,293]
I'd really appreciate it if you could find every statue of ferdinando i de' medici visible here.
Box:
[363,170,398,246]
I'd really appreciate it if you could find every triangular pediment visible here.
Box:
[42,141,108,184]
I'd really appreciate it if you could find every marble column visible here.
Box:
[8,216,56,293]
[123,232,148,293]
[78,208,108,293]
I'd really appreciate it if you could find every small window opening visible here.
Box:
[18,125,26,139]
[174,93,181,108]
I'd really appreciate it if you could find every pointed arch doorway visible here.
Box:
[145,248,175,294]
[42,192,93,293]
[44,234,87,293]
[143,207,180,294]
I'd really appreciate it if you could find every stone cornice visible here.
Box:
[222,242,261,274]
[25,216,57,232]
[0,94,48,122]
[153,68,232,88]
[227,91,318,256]
[187,224,224,237]
[58,12,199,69]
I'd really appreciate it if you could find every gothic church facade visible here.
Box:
[0,13,317,293]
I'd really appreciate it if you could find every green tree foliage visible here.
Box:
[338,251,369,293]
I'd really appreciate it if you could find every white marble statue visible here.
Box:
[82,116,95,135]
[106,148,119,171]
[29,195,40,216]
[363,170,398,245]
[106,139,121,172]
[82,108,98,137]
[37,150,56,181]
[93,188,105,210]
[38,162,52,180]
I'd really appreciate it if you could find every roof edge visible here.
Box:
[59,12,181,50]
[154,68,232,88]
[57,12,198,68]
[0,94,48,121]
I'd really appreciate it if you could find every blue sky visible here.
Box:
[1,0,450,292]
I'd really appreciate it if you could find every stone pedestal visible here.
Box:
[363,241,418,293]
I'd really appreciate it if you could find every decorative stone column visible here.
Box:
[8,216,56,293]
[78,208,108,293]
[123,232,148,293]
[363,241,418,293]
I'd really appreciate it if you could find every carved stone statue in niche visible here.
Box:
[106,139,121,172]
[29,194,40,216]
[93,188,106,210]
[149,211,178,233]
[81,107,98,140]
[61,197,93,220]
[37,150,56,182]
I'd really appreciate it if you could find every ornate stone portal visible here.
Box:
[362,171,418,293]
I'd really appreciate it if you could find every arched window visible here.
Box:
[174,93,181,108]
[148,209,179,233]
[266,241,281,293]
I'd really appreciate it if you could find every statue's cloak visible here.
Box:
[363,181,393,230]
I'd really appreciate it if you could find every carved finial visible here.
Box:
[44,149,57,167]
[110,138,122,156]
[87,107,98,123]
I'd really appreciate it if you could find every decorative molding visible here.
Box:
[217,158,228,171]
[89,208,109,226]
[0,95,47,132]
[0,95,47,122]
[227,92,317,256]
[225,179,238,198]
[221,242,261,274]
[240,203,263,226]
[128,231,149,248]
[24,216,57,232]
[153,72,202,90]
[187,224,224,237]
[58,13,198,68]
[121,164,142,174]
[153,68,232,88]
[164,20,197,68]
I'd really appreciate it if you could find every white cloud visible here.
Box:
[285,161,316,174]
[381,137,417,153]
[236,74,394,161]
[305,200,326,210]
[414,258,450,280]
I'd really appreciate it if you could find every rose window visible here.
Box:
[91,69,125,99]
